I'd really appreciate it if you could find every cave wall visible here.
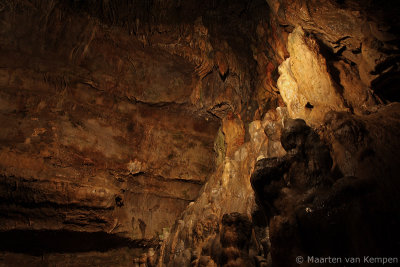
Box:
[0,0,399,266]
[0,0,270,265]
[160,0,400,266]
[251,105,400,266]
[253,1,400,267]
[273,0,400,125]
[0,0,223,243]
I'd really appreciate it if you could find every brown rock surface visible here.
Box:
[0,0,222,250]
[0,0,399,266]
[278,26,348,124]
[251,106,400,266]
[0,0,269,265]
[272,0,399,120]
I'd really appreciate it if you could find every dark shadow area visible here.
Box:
[0,230,156,256]
[251,118,400,267]
[313,36,346,96]
[371,71,400,103]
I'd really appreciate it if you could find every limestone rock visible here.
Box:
[0,0,399,266]
[278,26,348,125]
[159,108,287,266]
[250,107,400,266]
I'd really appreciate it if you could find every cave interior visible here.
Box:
[0,0,400,266]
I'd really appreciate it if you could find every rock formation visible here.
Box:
[0,0,399,266]
[252,109,400,266]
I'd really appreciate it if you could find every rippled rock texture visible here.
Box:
[0,0,399,266]
[0,0,270,265]
[0,0,224,241]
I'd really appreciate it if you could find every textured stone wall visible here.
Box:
[0,0,399,266]
[0,0,222,246]
[0,0,268,265]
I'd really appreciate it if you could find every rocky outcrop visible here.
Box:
[250,1,400,264]
[0,0,399,266]
[272,0,399,125]
[277,27,349,124]
[251,105,400,266]
[159,108,287,266]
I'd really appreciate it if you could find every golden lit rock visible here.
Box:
[278,26,347,125]
[0,0,399,266]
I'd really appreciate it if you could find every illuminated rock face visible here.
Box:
[0,1,268,265]
[278,26,348,124]
[159,109,286,267]
[273,0,399,125]
[0,0,225,242]
[0,0,399,266]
